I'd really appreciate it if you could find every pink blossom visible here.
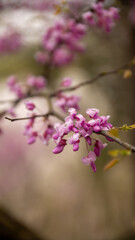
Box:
[7,75,25,98]
[68,133,80,151]
[39,18,87,67]
[0,30,22,54]
[94,139,107,157]
[34,51,49,64]
[24,116,38,145]
[68,108,78,120]
[82,151,96,172]
[109,7,120,20]
[27,76,46,90]
[27,131,38,145]
[53,139,67,154]
[24,116,35,136]
[86,108,99,119]
[27,76,36,87]
[85,136,92,146]
[52,48,74,66]
[25,101,35,111]
[69,22,87,39]
[82,11,95,26]
[41,124,55,145]
[92,2,103,16]
[56,93,80,112]
[82,3,119,32]
[7,76,17,89]
[61,77,72,87]
[53,107,112,172]
[7,108,16,117]
[53,144,65,154]
[13,84,25,98]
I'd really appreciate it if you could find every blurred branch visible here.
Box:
[1,58,134,120]
[2,58,135,153]
[5,109,64,122]
[50,58,134,97]
[0,92,48,119]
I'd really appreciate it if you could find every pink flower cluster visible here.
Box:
[25,101,35,111]
[23,97,55,145]
[7,75,47,98]
[53,108,112,172]
[7,76,25,98]
[35,19,86,66]
[55,77,80,112]
[56,93,80,113]
[24,115,55,145]
[0,30,22,54]
[27,75,46,91]
[82,2,119,32]
[24,117,38,144]
[35,2,119,67]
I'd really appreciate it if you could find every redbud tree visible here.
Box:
[0,0,135,173]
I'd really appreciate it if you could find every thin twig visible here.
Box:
[0,59,133,119]
[5,115,45,122]
[100,130,135,152]
[2,59,135,153]
[5,111,135,153]
[50,61,133,97]
[5,110,64,122]
[0,92,49,119]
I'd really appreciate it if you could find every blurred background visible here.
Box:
[0,1,135,240]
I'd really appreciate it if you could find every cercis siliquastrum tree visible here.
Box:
[0,0,135,172]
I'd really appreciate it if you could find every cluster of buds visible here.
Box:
[55,77,80,113]
[35,18,86,66]
[23,114,55,145]
[82,2,119,32]
[56,93,80,112]
[53,108,113,172]
[35,2,119,67]
[7,74,82,145]
[7,75,47,99]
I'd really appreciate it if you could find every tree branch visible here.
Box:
[0,59,134,120]
[5,110,64,122]
[50,60,134,97]
[100,130,135,153]
[5,111,135,153]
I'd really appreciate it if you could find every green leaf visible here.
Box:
[109,128,119,138]
[108,149,131,158]
[119,124,135,131]
[104,149,131,170]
